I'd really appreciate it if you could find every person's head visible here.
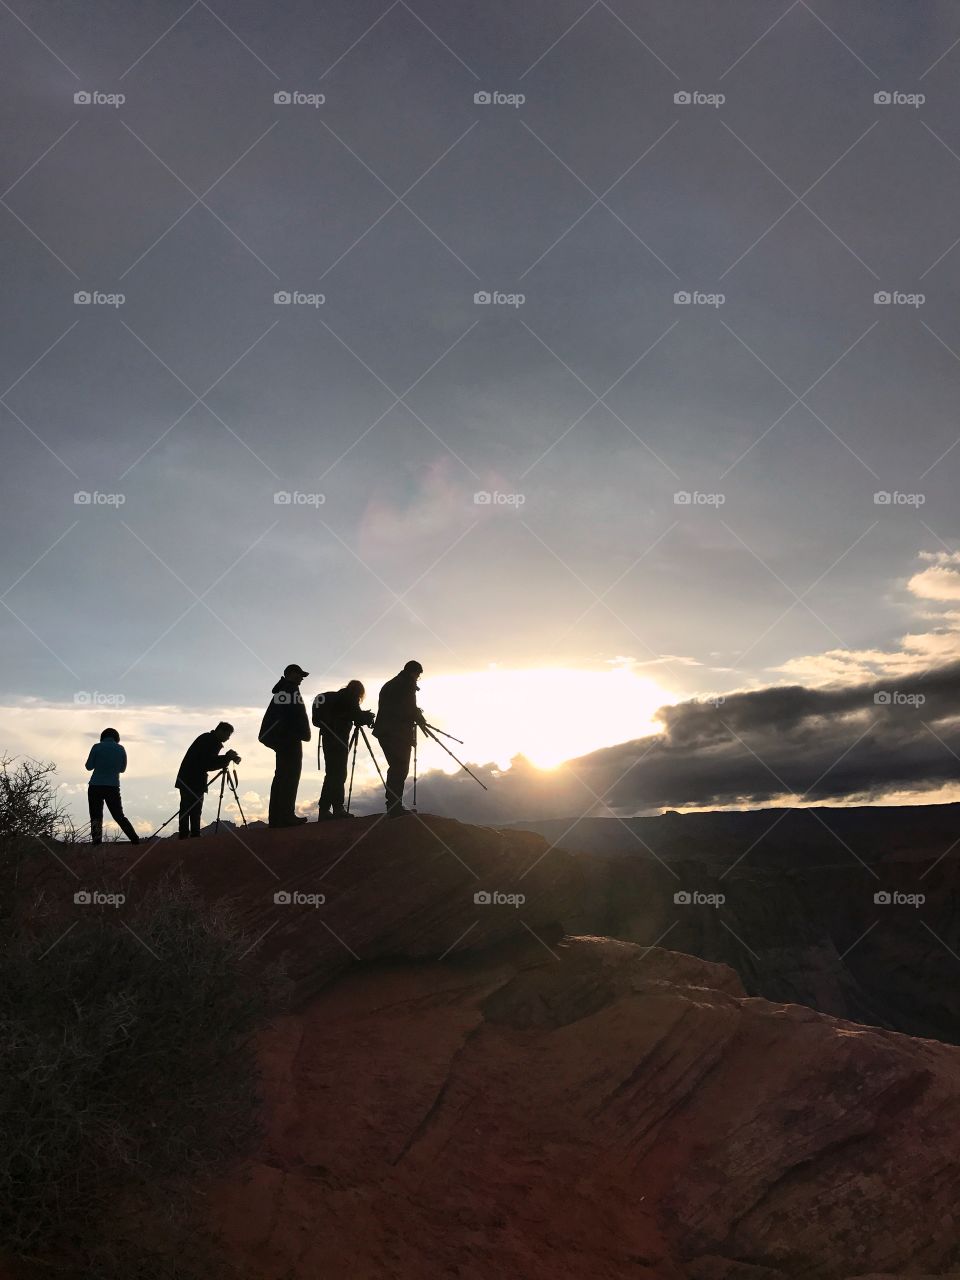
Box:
[100,727,120,743]
[283,663,309,686]
[345,679,365,702]
[214,721,234,743]
[403,660,423,680]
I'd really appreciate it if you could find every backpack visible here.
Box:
[312,692,335,730]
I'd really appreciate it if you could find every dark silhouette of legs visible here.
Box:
[319,737,350,814]
[177,783,203,838]
[378,734,412,815]
[88,785,139,843]
[269,744,303,825]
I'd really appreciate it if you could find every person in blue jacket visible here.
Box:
[85,727,140,845]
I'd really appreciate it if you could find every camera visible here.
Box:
[227,750,241,765]
[358,709,375,728]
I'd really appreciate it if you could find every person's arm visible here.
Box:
[85,745,97,772]
[117,746,127,774]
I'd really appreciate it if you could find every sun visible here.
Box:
[417,664,673,772]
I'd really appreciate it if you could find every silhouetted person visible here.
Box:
[175,721,239,839]
[313,679,375,819]
[85,727,140,844]
[373,660,426,817]
[259,664,310,827]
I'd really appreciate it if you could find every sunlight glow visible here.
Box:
[419,663,674,771]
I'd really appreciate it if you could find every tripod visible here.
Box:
[420,723,488,791]
[339,725,387,815]
[215,767,247,833]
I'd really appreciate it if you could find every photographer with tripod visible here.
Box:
[373,660,427,818]
[174,722,240,839]
[313,679,375,819]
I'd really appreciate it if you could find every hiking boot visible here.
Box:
[332,808,354,819]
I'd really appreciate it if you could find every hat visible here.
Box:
[284,663,309,679]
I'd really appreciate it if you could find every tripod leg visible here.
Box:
[346,728,358,814]
[215,768,227,833]
[229,771,247,826]
[413,731,417,811]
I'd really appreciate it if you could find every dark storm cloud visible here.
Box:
[380,661,960,822]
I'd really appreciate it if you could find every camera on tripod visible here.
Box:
[225,749,241,765]
[357,710,375,729]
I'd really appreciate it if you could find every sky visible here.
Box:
[3,0,960,832]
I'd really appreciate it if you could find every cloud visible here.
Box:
[362,660,960,822]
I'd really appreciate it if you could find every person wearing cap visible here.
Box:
[84,727,140,845]
[174,721,239,839]
[259,664,311,827]
[373,660,426,817]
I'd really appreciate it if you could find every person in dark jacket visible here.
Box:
[85,727,140,844]
[373,660,426,817]
[174,722,239,839]
[259,664,311,827]
[313,680,375,819]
